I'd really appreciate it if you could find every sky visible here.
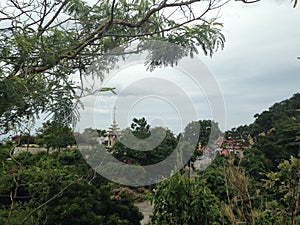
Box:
[200,0,300,130]
[0,0,299,141]
[75,0,300,135]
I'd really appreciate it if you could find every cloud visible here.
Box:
[76,0,300,134]
[197,0,300,129]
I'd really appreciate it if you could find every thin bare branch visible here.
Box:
[105,15,208,38]
[294,0,298,7]
[236,0,260,4]
[20,176,83,225]
[38,0,70,36]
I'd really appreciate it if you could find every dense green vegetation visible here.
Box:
[0,148,143,225]
[145,94,300,225]
[36,121,76,152]
[1,93,299,224]
[150,173,224,225]
[0,1,299,224]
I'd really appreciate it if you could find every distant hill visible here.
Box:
[250,93,300,169]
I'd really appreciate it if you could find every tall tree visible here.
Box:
[112,118,178,166]
[131,117,151,139]
[0,0,229,134]
[263,156,300,225]
[36,121,75,152]
[150,172,223,225]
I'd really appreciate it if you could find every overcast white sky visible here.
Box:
[77,0,300,134]
[200,0,300,129]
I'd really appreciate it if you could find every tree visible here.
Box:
[0,149,143,225]
[202,155,229,201]
[198,120,223,147]
[182,120,222,149]
[240,147,272,181]
[150,172,223,225]
[75,127,101,145]
[263,156,300,225]
[112,118,178,166]
[131,117,151,139]
[202,154,261,225]
[0,0,229,134]
[36,121,75,152]
[180,120,222,171]
[222,157,257,225]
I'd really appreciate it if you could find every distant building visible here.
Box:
[104,106,120,148]
[214,137,247,157]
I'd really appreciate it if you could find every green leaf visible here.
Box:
[99,87,117,94]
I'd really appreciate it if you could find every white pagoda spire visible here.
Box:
[110,106,119,133]
[106,106,119,147]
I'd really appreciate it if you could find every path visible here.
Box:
[135,201,153,225]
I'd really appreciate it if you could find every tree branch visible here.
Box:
[38,0,70,36]
[3,0,222,80]
[113,0,201,28]
[105,15,208,38]
[235,0,260,4]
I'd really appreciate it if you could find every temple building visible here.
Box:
[105,106,120,148]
